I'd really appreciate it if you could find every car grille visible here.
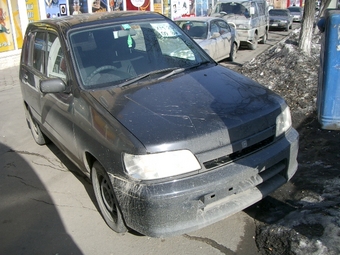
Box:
[203,135,275,170]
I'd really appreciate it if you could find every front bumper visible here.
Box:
[236,29,255,43]
[270,22,288,29]
[111,128,299,237]
[292,16,301,22]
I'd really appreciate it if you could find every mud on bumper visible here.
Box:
[111,128,299,238]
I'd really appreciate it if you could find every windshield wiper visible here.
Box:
[118,67,183,88]
[157,68,185,80]
[186,61,211,70]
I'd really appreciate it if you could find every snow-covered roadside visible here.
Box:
[239,29,340,255]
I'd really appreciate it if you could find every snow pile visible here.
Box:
[240,29,321,127]
[239,28,340,255]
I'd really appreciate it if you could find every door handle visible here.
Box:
[23,74,28,83]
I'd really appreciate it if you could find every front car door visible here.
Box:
[216,20,233,59]
[22,27,79,163]
[209,20,232,61]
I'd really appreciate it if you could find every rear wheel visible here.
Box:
[26,107,48,145]
[91,161,127,233]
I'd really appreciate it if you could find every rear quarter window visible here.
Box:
[32,32,46,73]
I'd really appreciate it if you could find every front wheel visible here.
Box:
[249,33,258,50]
[259,31,268,44]
[229,43,237,61]
[26,106,48,145]
[91,161,127,233]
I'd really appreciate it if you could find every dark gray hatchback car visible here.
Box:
[19,11,298,237]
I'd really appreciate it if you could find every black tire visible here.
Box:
[91,161,127,233]
[249,33,258,50]
[259,31,268,44]
[229,43,237,61]
[26,107,48,145]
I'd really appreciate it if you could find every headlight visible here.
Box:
[123,150,201,180]
[276,106,292,136]
[237,23,251,30]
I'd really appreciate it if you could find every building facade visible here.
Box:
[0,0,338,56]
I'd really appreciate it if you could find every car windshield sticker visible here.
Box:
[128,34,133,48]
[122,24,131,30]
[151,23,179,37]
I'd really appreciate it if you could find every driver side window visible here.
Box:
[210,22,219,34]
[47,33,67,82]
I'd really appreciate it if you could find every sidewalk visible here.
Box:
[0,51,21,88]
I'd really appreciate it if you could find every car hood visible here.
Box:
[211,13,249,25]
[89,65,284,154]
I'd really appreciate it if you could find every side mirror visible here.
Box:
[40,78,66,93]
[211,32,221,39]
[250,7,255,15]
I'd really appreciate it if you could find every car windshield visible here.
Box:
[213,2,251,18]
[269,10,288,16]
[69,20,211,89]
[175,21,208,39]
[288,7,301,12]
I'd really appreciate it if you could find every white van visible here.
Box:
[210,0,269,50]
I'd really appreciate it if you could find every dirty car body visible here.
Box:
[269,9,293,31]
[210,0,269,50]
[175,17,240,62]
[19,11,299,237]
[287,6,303,22]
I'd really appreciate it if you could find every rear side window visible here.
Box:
[47,33,67,81]
[21,32,31,65]
[32,32,46,73]
[217,20,231,34]
[257,2,266,16]
[26,29,67,82]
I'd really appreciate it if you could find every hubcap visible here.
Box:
[100,178,114,212]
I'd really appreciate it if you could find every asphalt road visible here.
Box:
[0,24,298,255]
[220,23,300,70]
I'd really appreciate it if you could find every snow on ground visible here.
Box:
[239,28,340,255]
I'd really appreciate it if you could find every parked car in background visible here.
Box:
[288,6,304,22]
[19,11,299,238]
[175,17,240,62]
[269,8,293,31]
[210,0,269,50]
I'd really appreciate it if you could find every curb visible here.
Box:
[0,50,21,70]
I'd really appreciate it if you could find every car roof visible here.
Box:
[175,17,224,23]
[26,11,165,34]
[288,6,302,10]
[215,0,264,3]
[269,8,289,12]
[270,8,288,11]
